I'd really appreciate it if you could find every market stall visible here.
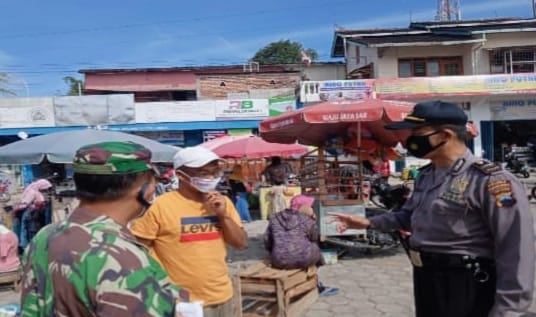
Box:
[259,99,415,249]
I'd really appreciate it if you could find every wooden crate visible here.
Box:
[235,260,318,317]
[0,267,22,292]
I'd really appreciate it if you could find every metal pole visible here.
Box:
[19,78,29,97]
[357,121,363,201]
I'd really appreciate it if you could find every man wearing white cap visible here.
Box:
[131,146,248,317]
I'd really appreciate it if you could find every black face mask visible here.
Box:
[406,130,446,158]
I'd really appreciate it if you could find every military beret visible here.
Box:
[385,100,468,130]
[73,141,157,175]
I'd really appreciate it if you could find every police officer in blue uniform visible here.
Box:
[329,100,535,317]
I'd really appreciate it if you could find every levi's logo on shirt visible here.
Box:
[180,216,222,242]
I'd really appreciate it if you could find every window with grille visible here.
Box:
[489,47,536,74]
[398,57,463,77]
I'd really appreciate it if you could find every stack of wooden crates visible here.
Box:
[235,260,318,317]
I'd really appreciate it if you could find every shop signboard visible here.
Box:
[0,97,55,128]
[227,129,252,135]
[136,101,216,123]
[268,97,296,116]
[214,99,269,120]
[376,74,536,99]
[319,80,374,101]
[489,98,536,120]
[203,130,227,142]
[55,94,135,126]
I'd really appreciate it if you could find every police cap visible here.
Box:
[385,100,468,130]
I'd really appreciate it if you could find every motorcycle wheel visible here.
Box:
[522,171,530,178]
[531,186,536,200]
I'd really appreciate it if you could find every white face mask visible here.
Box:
[178,170,222,193]
[190,176,222,193]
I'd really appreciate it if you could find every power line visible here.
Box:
[1,56,338,74]
[0,0,356,40]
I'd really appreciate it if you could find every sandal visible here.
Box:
[319,287,340,297]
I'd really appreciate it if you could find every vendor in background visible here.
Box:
[372,158,391,182]
[155,165,177,197]
[13,179,53,255]
[229,164,252,223]
[261,156,292,186]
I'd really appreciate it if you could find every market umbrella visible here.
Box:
[200,134,309,159]
[0,129,180,164]
[259,99,416,147]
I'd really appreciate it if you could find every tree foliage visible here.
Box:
[63,76,84,96]
[0,72,16,96]
[252,40,318,65]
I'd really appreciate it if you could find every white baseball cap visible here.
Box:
[173,146,223,169]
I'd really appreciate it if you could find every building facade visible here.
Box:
[323,17,536,162]
[79,62,346,145]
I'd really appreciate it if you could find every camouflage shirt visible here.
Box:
[21,208,181,317]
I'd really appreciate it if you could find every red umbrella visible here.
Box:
[259,99,416,146]
[200,134,308,159]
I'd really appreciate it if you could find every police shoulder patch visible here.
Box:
[487,179,516,208]
[472,160,502,175]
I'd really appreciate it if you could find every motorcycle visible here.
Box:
[366,176,411,247]
[323,174,412,252]
[504,152,530,178]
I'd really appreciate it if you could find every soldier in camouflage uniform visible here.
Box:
[329,101,535,317]
[20,141,187,317]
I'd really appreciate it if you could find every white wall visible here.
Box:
[346,43,379,76]
[374,44,475,77]
[483,32,536,49]
[345,30,536,78]
[303,64,346,81]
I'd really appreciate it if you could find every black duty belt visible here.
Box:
[408,249,495,268]
[408,249,495,282]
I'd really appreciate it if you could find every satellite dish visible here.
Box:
[17,131,28,140]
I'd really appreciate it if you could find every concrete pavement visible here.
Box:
[227,205,536,317]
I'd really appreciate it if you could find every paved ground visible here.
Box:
[2,176,536,316]
[228,213,536,317]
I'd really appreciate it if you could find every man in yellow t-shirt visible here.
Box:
[131,146,248,317]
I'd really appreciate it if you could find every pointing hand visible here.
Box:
[326,212,370,233]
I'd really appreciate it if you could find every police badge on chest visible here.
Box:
[439,178,469,206]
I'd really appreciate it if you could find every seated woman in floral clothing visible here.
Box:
[263,195,324,269]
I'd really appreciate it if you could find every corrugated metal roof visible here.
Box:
[79,62,344,75]
[410,18,536,29]
[335,27,416,36]
[332,17,536,57]
[347,33,479,47]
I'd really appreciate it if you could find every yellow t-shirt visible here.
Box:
[130,191,242,306]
